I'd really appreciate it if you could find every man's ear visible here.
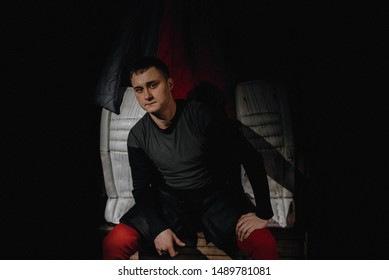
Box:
[168,78,174,91]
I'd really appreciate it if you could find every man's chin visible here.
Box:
[144,107,154,112]
[144,105,158,113]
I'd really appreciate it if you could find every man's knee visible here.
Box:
[102,223,140,259]
[238,229,278,259]
[249,229,277,249]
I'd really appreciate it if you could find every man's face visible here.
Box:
[130,66,174,114]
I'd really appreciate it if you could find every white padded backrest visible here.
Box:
[100,87,146,224]
[236,80,295,228]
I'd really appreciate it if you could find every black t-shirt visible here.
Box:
[128,100,213,190]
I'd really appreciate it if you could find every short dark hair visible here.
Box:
[129,56,170,81]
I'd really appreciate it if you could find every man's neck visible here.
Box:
[150,100,177,130]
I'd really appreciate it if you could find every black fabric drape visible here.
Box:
[94,0,164,114]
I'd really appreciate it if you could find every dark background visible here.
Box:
[2,1,388,259]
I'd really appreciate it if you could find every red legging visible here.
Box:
[103,223,278,260]
[236,228,279,259]
[102,223,140,260]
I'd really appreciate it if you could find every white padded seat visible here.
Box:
[236,80,296,228]
[100,87,146,224]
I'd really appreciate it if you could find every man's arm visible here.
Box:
[128,145,185,256]
[128,145,169,239]
[236,126,273,219]
[232,122,274,240]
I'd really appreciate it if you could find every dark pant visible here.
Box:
[116,186,277,258]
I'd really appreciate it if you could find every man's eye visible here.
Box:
[134,88,143,93]
[149,82,158,89]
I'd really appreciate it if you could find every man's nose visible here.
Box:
[144,89,153,100]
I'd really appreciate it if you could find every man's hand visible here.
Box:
[154,229,186,257]
[236,212,269,241]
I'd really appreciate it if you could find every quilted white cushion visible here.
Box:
[100,88,146,224]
